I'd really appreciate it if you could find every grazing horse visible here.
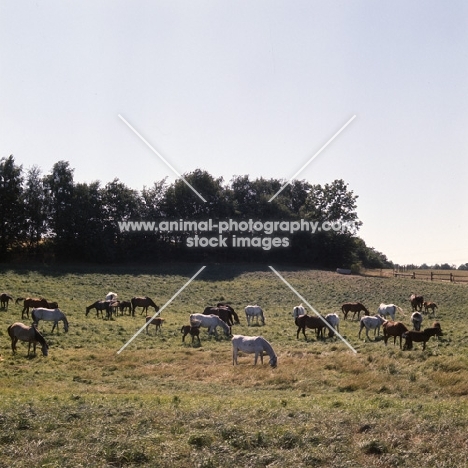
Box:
[377,303,403,321]
[232,335,277,367]
[324,313,340,337]
[411,311,423,331]
[382,320,408,348]
[0,293,14,310]
[8,322,49,357]
[189,313,231,337]
[131,297,159,316]
[32,308,69,333]
[181,325,201,344]
[410,294,424,311]
[16,297,51,319]
[245,305,265,326]
[341,302,369,320]
[423,301,438,316]
[145,316,164,334]
[295,314,325,340]
[118,300,132,315]
[359,315,386,340]
[85,300,111,318]
[217,303,240,324]
[403,323,443,350]
[203,306,235,326]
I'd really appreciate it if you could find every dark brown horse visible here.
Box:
[217,303,240,324]
[203,306,238,326]
[85,300,111,318]
[16,297,53,319]
[295,314,327,340]
[403,323,443,350]
[410,294,424,311]
[0,293,13,310]
[131,297,159,316]
[181,325,201,344]
[341,302,369,320]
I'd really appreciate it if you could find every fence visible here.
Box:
[393,271,468,283]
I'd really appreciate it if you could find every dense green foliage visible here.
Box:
[0,264,467,467]
[0,155,391,268]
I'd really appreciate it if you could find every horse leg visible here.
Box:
[11,337,17,354]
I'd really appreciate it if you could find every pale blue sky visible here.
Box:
[1,1,467,266]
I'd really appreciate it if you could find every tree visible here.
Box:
[23,165,48,255]
[0,155,24,259]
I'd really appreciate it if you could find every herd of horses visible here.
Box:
[1,288,443,364]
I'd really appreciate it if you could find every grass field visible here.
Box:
[1,263,467,467]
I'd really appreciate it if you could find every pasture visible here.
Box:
[0,263,467,467]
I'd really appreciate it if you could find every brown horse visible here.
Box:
[8,322,49,357]
[295,314,327,340]
[216,303,240,324]
[403,323,443,350]
[16,297,53,319]
[181,325,201,344]
[410,294,424,311]
[341,302,369,320]
[423,301,438,316]
[382,320,409,348]
[85,300,111,318]
[145,316,164,334]
[131,297,159,316]
[203,306,238,326]
[0,293,13,310]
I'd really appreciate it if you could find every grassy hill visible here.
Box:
[0,263,467,467]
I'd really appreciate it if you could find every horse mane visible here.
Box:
[33,326,47,346]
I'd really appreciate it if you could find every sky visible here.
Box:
[1,0,467,267]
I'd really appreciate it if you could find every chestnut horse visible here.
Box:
[16,297,54,319]
[131,297,159,316]
[341,302,369,320]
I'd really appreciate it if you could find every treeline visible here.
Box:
[0,154,392,268]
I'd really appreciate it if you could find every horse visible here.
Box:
[0,293,13,310]
[382,320,408,348]
[292,304,306,319]
[181,325,201,344]
[7,322,49,357]
[295,314,326,340]
[245,305,265,326]
[131,297,159,316]
[341,302,369,320]
[403,323,443,350]
[358,315,386,341]
[423,301,438,316]
[324,313,340,337]
[217,303,240,324]
[85,300,111,318]
[16,297,51,319]
[377,303,403,321]
[411,311,423,331]
[203,306,235,326]
[118,300,132,315]
[410,294,424,311]
[145,316,164,334]
[232,335,277,368]
[106,292,118,301]
[32,307,69,333]
[189,313,231,337]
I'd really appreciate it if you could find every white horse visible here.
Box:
[189,313,231,336]
[245,305,265,326]
[359,315,386,340]
[292,304,306,319]
[377,303,403,321]
[32,307,69,333]
[106,292,118,301]
[232,335,277,367]
[324,313,340,337]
